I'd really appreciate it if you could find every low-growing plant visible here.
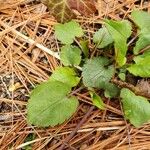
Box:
[27,10,150,128]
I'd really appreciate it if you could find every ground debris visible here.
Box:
[1,0,150,149]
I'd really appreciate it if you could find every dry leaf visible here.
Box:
[68,0,96,16]
[41,0,96,23]
[136,79,150,95]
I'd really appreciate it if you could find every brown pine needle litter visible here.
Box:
[1,0,150,149]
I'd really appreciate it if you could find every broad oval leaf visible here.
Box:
[82,57,119,98]
[41,0,96,23]
[131,10,150,30]
[27,81,79,127]
[49,66,80,87]
[55,20,83,44]
[105,20,132,67]
[82,57,114,88]
[127,54,150,77]
[133,29,150,54]
[93,27,113,48]
[131,10,150,54]
[121,88,150,127]
[60,45,81,66]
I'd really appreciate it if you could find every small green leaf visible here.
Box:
[133,29,150,54]
[104,82,119,98]
[60,45,81,66]
[131,10,150,54]
[90,92,105,110]
[93,27,113,48]
[121,88,150,127]
[105,20,132,66]
[27,81,79,127]
[55,20,83,44]
[80,40,89,57]
[49,67,80,87]
[127,54,150,77]
[82,57,115,89]
[118,73,126,81]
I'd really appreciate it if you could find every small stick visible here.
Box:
[111,78,150,99]
[0,21,60,59]
[138,44,150,55]
[58,106,95,150]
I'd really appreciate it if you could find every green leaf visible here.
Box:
[82,57,119,98]
[105,20,132,66]
[120,88,150,127]
[131,10,150,30]
[131,10,150,54]
[80,40,89,57]
[55,20,83,44]
[27,81,79,127]
[90,92,105,110]
[118,73,126,81]
[82,57,114,88]
[49,67,80,87]
[93,27,113,48]
[133,29,150,54]
[104,82,119,98]
[127,54,150,77]
[60,45,81,66]
[134,50,150,63]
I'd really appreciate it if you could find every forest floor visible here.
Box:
[1,0,150,149]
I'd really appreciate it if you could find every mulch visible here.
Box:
[0,0,150,149]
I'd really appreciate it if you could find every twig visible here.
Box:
[0,21,60,59]
[16,136,49,149]
[138,44,150,55]
[127,34,138,46]
[58,106,95,150]
[0,98,27,106]
[111,78,150,99]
